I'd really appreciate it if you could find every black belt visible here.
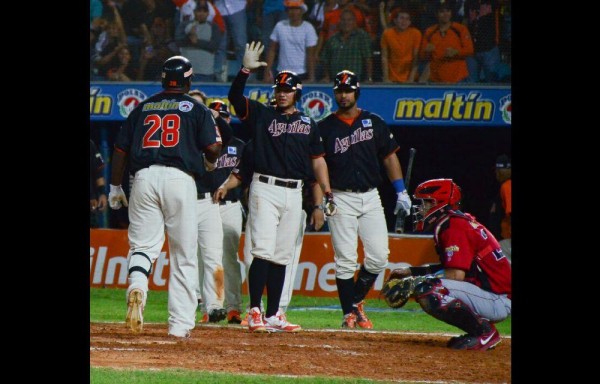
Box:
[341,187,374,193]
[219,199,239,205]
[258,175,301,189]
[197,192,212,200]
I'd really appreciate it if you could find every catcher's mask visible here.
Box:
[412,178,462,231]
[333,69,360,99]
[162,55,193,91]
[272,70,302,101]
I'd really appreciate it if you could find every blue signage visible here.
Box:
[90,82,511,126]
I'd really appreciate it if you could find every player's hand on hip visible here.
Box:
[243,41,267,70]
[213,186,227,203]
[323,192,338,217]
[394,190,411,217]
[109,184,128,210]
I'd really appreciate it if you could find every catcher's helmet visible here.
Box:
[412,178,462,232]
[208,99,230,118]
[333,69,360,99]
[272,70,302,101]
[161,56,193,90]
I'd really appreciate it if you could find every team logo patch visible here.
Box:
[445,245,459,259]
[480,229,488,239]
[179,101,193,112]
[117,88,147,118]
[227,146,237,155]
[362,119,373,127]
[301,116,311,124]
[499,94,511,124]
[300,91,332,122]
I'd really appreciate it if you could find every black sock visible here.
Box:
[336,277,355,315]
[248,257,269,309]
[265,262,286,318]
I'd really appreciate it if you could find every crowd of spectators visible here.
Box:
[90,0,511,84]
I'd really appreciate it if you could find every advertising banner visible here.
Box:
[91,83,511,126]
[90,229,439,298]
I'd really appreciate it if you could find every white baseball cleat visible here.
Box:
[264,310,301,332]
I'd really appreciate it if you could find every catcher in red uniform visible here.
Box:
[381,178,511,351]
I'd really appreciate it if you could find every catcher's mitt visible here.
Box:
[380,276,427,308]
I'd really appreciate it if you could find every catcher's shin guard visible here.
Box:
[352,265,379,304]
[414,278,490,336]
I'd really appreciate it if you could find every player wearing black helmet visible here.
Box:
[228,41,336,333]
[313,69,411,329]
[109,55,222,338]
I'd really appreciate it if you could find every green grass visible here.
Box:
[90,287,511,335]
[90,368,412,384]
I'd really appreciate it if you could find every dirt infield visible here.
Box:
[91,322,511,383]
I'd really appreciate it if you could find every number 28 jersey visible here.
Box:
[114,91,222,176]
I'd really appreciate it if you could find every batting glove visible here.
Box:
[109,184,128,210]
[394,190,411,217]
[242,41,267,70]
[203,153,217,172]
[323,192,337,217]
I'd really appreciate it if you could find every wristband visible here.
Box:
[313,205,323,210]
[392,179,405,194]
[240,66,251,74]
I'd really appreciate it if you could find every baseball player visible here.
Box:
[186,93,230,324]
[227,41,336,332]
[109,56,222,338]
[207,99,246,324]
[215,140,314,324]
[313,70,411,329]
[384,178,511,351]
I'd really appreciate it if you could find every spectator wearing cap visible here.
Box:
[263,0,318,83]
[419,1,473,83]
[489,154,511,260]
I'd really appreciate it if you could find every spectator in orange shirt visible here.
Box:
[380,8,422,83]
[419,1,473,83]
[489,154,511,260]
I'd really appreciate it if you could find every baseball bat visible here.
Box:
[395,148,416,233]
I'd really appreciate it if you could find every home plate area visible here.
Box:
[90,322,510,383]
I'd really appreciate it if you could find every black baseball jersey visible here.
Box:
[231,139,254,189]
[318,110,399,190]
[114,91,222,176]
[228,69,324,181]
[90,139,105,199]
[196,136,246,202]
